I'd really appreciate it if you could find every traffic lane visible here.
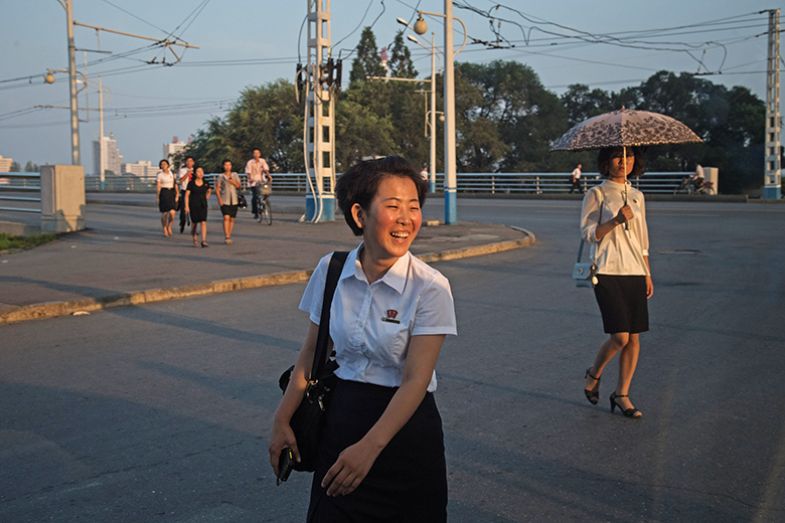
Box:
[2,233,784,522]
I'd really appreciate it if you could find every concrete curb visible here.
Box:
[0,228,535,325]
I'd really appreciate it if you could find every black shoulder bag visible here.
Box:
[278,250,349,472]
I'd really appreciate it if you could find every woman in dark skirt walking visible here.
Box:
[269,157,457,522]
[155,159,178,237]
[580,147,654,419]
[184,166,211,247]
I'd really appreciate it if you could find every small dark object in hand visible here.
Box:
[277,448,294,485]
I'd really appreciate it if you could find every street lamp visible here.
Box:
[400,4,467,224]
[398,19,439,194]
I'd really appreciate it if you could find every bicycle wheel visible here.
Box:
[259,200,273,225]
[261,200,272,225]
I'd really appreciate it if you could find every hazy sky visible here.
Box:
[0,0,781,171]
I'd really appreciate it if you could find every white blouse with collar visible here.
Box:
[299,245,457,393]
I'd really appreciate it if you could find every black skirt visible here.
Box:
[594,274,649,334]
[308,379,447,523]
[158,188,176,212]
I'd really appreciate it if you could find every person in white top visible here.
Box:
[580,147,653,419]
[177,156,195,233]
[269,156,456,521]
[570,163,583,193]
[155,159,179,238]
[244,147,272,219]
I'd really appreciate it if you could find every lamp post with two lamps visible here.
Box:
[401,5,467,224]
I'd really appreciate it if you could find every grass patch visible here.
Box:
[0,233,57,251]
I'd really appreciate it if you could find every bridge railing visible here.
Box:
[0,172,41,213]
[81,171,691,194]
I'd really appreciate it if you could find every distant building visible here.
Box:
[122,160,156,178]
[0,155,13,172]
[93,134,123,177]
[163,136,187,165]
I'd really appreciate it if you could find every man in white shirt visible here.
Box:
[570,163,583,194]
[244,147,271,219]
[177,156,195,233]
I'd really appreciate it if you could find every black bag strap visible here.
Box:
[309,251,349,380]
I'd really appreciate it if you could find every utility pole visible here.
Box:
[763,8,782,200]
[98,78,105,184]
[303,0,336,222]
[442,0,457,223]
[64,0,81,165]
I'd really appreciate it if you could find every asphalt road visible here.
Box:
[2,199,784,522]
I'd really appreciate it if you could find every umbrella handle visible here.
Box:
[623,146,630,230]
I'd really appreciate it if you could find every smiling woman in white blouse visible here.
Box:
[269,156,457,522]
[581,147,654,419]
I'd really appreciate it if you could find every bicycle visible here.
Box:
[253,183,272,225]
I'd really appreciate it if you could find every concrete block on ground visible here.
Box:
[40,164,86,233]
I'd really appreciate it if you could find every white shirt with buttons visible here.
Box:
[580,180,650,276]
[299,245,458,393]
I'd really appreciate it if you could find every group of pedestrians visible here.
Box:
[154,148,272,246]
[267,147,653,522]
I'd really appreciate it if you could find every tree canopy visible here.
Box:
[184,28,766,194]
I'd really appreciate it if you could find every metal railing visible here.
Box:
[83,171,692,195]
[0,172,41,213]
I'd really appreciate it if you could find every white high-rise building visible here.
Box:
[163,136,187,165]
[0,155,13,171]
[93,134,123,177]
[122,160,156,178]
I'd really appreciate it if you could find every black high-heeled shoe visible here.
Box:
[609,392,642,418]
[583,368,601,405]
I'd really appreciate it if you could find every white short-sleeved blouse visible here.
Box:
[299,245,457,393]
[580,180,650,276]
[156,170,175,189]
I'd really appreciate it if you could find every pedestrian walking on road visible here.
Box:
[269,156,457,522]
[570,163,583,193]
[581,147,653,419]
[244,147,271,220]
[185,166,211,248]
[215,159,242,245]
[155,159,178,238]
[177,155,195,233]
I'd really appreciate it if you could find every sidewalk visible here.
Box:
[0,202,534,324]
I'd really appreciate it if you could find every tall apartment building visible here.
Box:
[163,136,187,165]
[93,134,123,176]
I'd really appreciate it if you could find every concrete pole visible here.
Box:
[98,78,105,184]
[763,8,782,200]
[429,32,437,193]
[65,0,81,165]
[443,0,457,223]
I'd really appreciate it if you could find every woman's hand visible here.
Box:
[321,439,381,497]
[646,275,654,299]
[268,417,300,477]
[617,204,634,224]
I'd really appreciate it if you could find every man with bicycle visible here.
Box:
[245,147,272,220]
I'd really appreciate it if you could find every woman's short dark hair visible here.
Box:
[159,159,169,169]
[336,156,427,236]
[597,147,645,178]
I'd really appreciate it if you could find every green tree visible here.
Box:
[9,161,20,172]
[561,84,614,126]
[388,31,417,79]
[349,27,386,84]
[23,161,38,172]
[185,80,304,172]
[456,61,568,171]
